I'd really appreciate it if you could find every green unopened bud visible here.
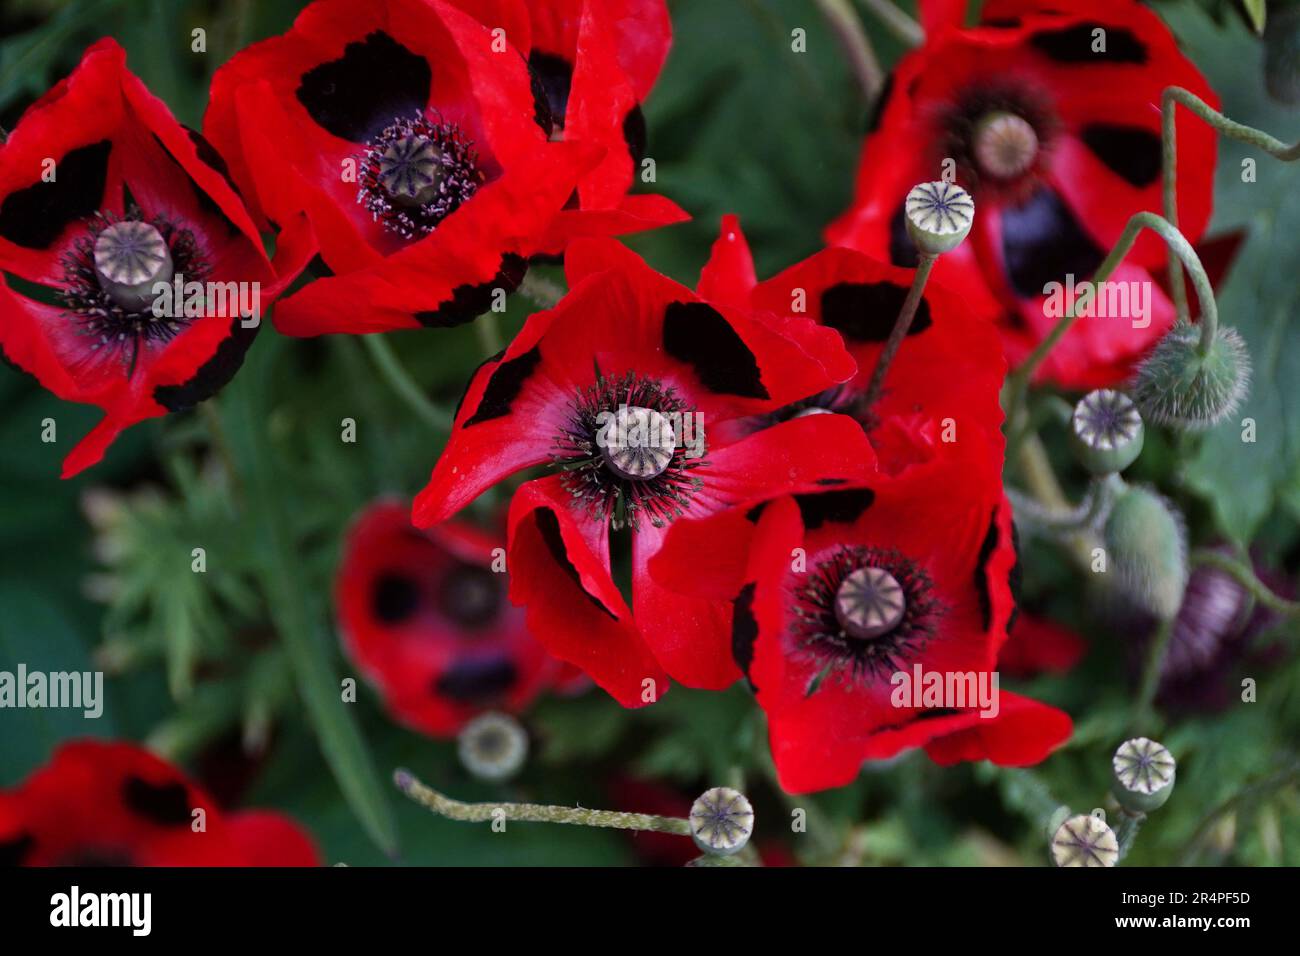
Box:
[1051,813,1119,868]
[1070,389,1144,475]
[1103,485,1188,620]
[457,712,528,782]
[904,181,974,255]
[1111,737,1176,813]
[689,786,754,856]
[1265,6,1300,105]
[1132,322,1250,431]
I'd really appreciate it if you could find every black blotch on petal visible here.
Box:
[414,255,527,330]
[865,72,894,134]
[793,488,875,529]
[152,132,238,235]
[0,140,110,249]
[1029,23,1147,64]
[623,105,647,164]
[296,31,432,142]
[185,127,242,198]
[888,202,920,268]
[372,572,420,624]
[153,316,261,413]
[663,301,768,399]
[732,582,759,691]
[528,50,572,134]
[816,477,848,486]
[1000,187,1104,299]
[462,341,542,427]
[1008,518,1022,633]
[122,776,192,827]
[1080,124,1161,188]
[534,508,619,620]
[820,281,932,342]
[973,511,1000,632]
[452,348,504,423]
[434,657,518,702]
[0,833,34,866]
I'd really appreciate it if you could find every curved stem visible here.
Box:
[861,253,936,412]
[815,0,883,103]
[859,0,924,46]
[1161,86,1300,327]
[1130,613,1176,735]
[1191,549,1300,617]
[361,334,451,433]
[395,769,692,835]
[1177,758,1300,865]
[1008,212,1217,408]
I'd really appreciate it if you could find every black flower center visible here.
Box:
[437,562,504,630]
[60,209,208,373]
[553,370,706,531]
[938,86,1057,194]
[357,114,483,239]
[794,545,943,687]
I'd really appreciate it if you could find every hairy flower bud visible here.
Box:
[1132,322,1250,431]
[1104,485,1188,620]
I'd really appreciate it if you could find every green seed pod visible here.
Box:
[1070,389,1144,475]
[1051,813,1119,868]
[1131,322,1250,431]
[1103,485,1188,620]
[904,181,974,255]
[457,712,528,782]
[689,787,754,856]
[1265,5,1300,105]
[1111,737,1176,813]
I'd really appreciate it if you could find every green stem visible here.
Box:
[361,334,451,432]
[1014,433,1100,571]
[1162,86,1300,326]
[1130,613,1176,735]
[395,769,692,835]
[859,0,925,46]
[861,253,936,412]
[1115,810,1146,862]
[1006,473,1120,535]
[1191,549,1300,617]
[475,311,503,358]
[1008,212,1218,411]
[517,271,565,310]
[814,0,883,103]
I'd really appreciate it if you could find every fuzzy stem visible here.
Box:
[395,769,692,835]
[1006,474,1119,535]
[1162,86,1300,328]
[518,271,565,310]
[859,0,925,46]
[815,0,884,103]
[1115,809,1146,862]
[361,334,451,433]
[1008,212,1217,407]
[1190,549,1300,617]
[1130,613,1176,734]
[861,253,936,412]
[1177,758,1300,865]
[475,312,503,358]
[1014,433,1100,571]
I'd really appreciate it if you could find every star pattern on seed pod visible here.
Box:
[1074,390,1142,452]
[600,405,678,480]
[93,221,170,286]
[1113,737,1176,796]
[378,135,443,200]
[689,787,754,856]
[904,181,974,253]
[835,566,906,640]
[457,712,529,783]
[1051,813,1119,868]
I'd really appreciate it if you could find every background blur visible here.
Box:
[1,0,1297,865]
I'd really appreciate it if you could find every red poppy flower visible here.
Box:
[742,241,1007,478]
[827,0,1218,388]
[412,223,870,704]
[0,740,319,866]
[336,500,577,736]
[204,0,664,336]
[0,39,279,477]
[518,0,687,251]
[652,439,1071,794]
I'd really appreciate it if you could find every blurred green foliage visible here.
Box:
[0,0,1297,866]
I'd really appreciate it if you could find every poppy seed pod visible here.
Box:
[1132,322,1250,431]
[1111,737,1176,813]
[1103,486,1188,620]
[1051,813,1119,868]
[457,712,529,782]
[904,182,974,255]
[1069,389,1144,475]
[689,787,754,856]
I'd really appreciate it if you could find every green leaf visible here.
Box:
[1165,2,1300,542]
[1243,0,1266,35]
